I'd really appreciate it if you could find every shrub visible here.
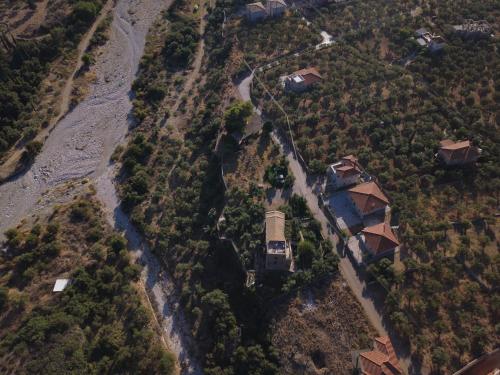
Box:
[224,101,253,133]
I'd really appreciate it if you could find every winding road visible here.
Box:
[0,0,201,373]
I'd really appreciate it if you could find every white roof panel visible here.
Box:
[53,279,70,292]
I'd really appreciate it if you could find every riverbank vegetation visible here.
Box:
[0,0,107,159]
[0,194,175,374]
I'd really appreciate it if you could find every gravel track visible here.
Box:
[0,0,202,373]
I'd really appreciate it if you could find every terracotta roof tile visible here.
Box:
[359,336,403,375]
[439,139,480,164]
[336,165,360,178]
[374,336,402,373]
[362,223,399,255]
[348,182,389,215]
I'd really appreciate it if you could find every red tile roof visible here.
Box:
[336,164,360,178]
[293,67,322,86]
[362,223,399,255]
[359,336,403,375]
[374,336,402,373]
[439,139,480,164]
[349,182,389,215]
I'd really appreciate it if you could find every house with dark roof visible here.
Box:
[283,67,322,92]
[354,336,403,375]
[266,0,287,17]
[246,2,267,21]
[326,155,362,191]
[437,139,481,166]
[265,211,293,271]
[348,181,389,219]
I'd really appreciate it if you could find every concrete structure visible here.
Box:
[53,279,70,292]
[354,336,403,375]
[283,67,322,92]
[438,139,481,166]
[326,155,361,191]
[348,182,389,218]
[454,20,493,39]
[266,0,287,17]
[246,2,267,22]
[265,211,293,271]
[415,28,446,52]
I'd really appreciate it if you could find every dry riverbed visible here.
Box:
[0,0,202,373]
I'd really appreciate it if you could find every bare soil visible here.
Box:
[271,278,376,375]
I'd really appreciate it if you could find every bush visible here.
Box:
[224,101,253,133]
[297,240,315,269]
[0,287,8,311]
[72,1,99,25]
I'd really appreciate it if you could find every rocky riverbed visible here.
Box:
[0,0,202,373]
[0,0,160,235]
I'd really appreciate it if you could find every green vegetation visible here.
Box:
[263,157,294,189]
[0,0,105,157]
[163,9,199,70]
[224,100,253,133]
[118,3,284,372]
[234,11,322,66]
[0,197,175,374]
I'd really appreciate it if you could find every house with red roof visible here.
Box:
[361,223,399,257]
[348,222,399,264]
[437,139,481,166]
[354,336,403,375]
[348,181,389,218]
[284,67,322,92]
[326,155,362,190]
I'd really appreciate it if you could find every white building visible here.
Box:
[326,155,361,190]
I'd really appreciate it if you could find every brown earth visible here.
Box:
[271,278,377,375]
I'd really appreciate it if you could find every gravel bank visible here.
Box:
[0,0,202,373]
[0,0,161,235]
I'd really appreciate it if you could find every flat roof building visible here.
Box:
[246,2,267,21]
[265,211,293,271]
